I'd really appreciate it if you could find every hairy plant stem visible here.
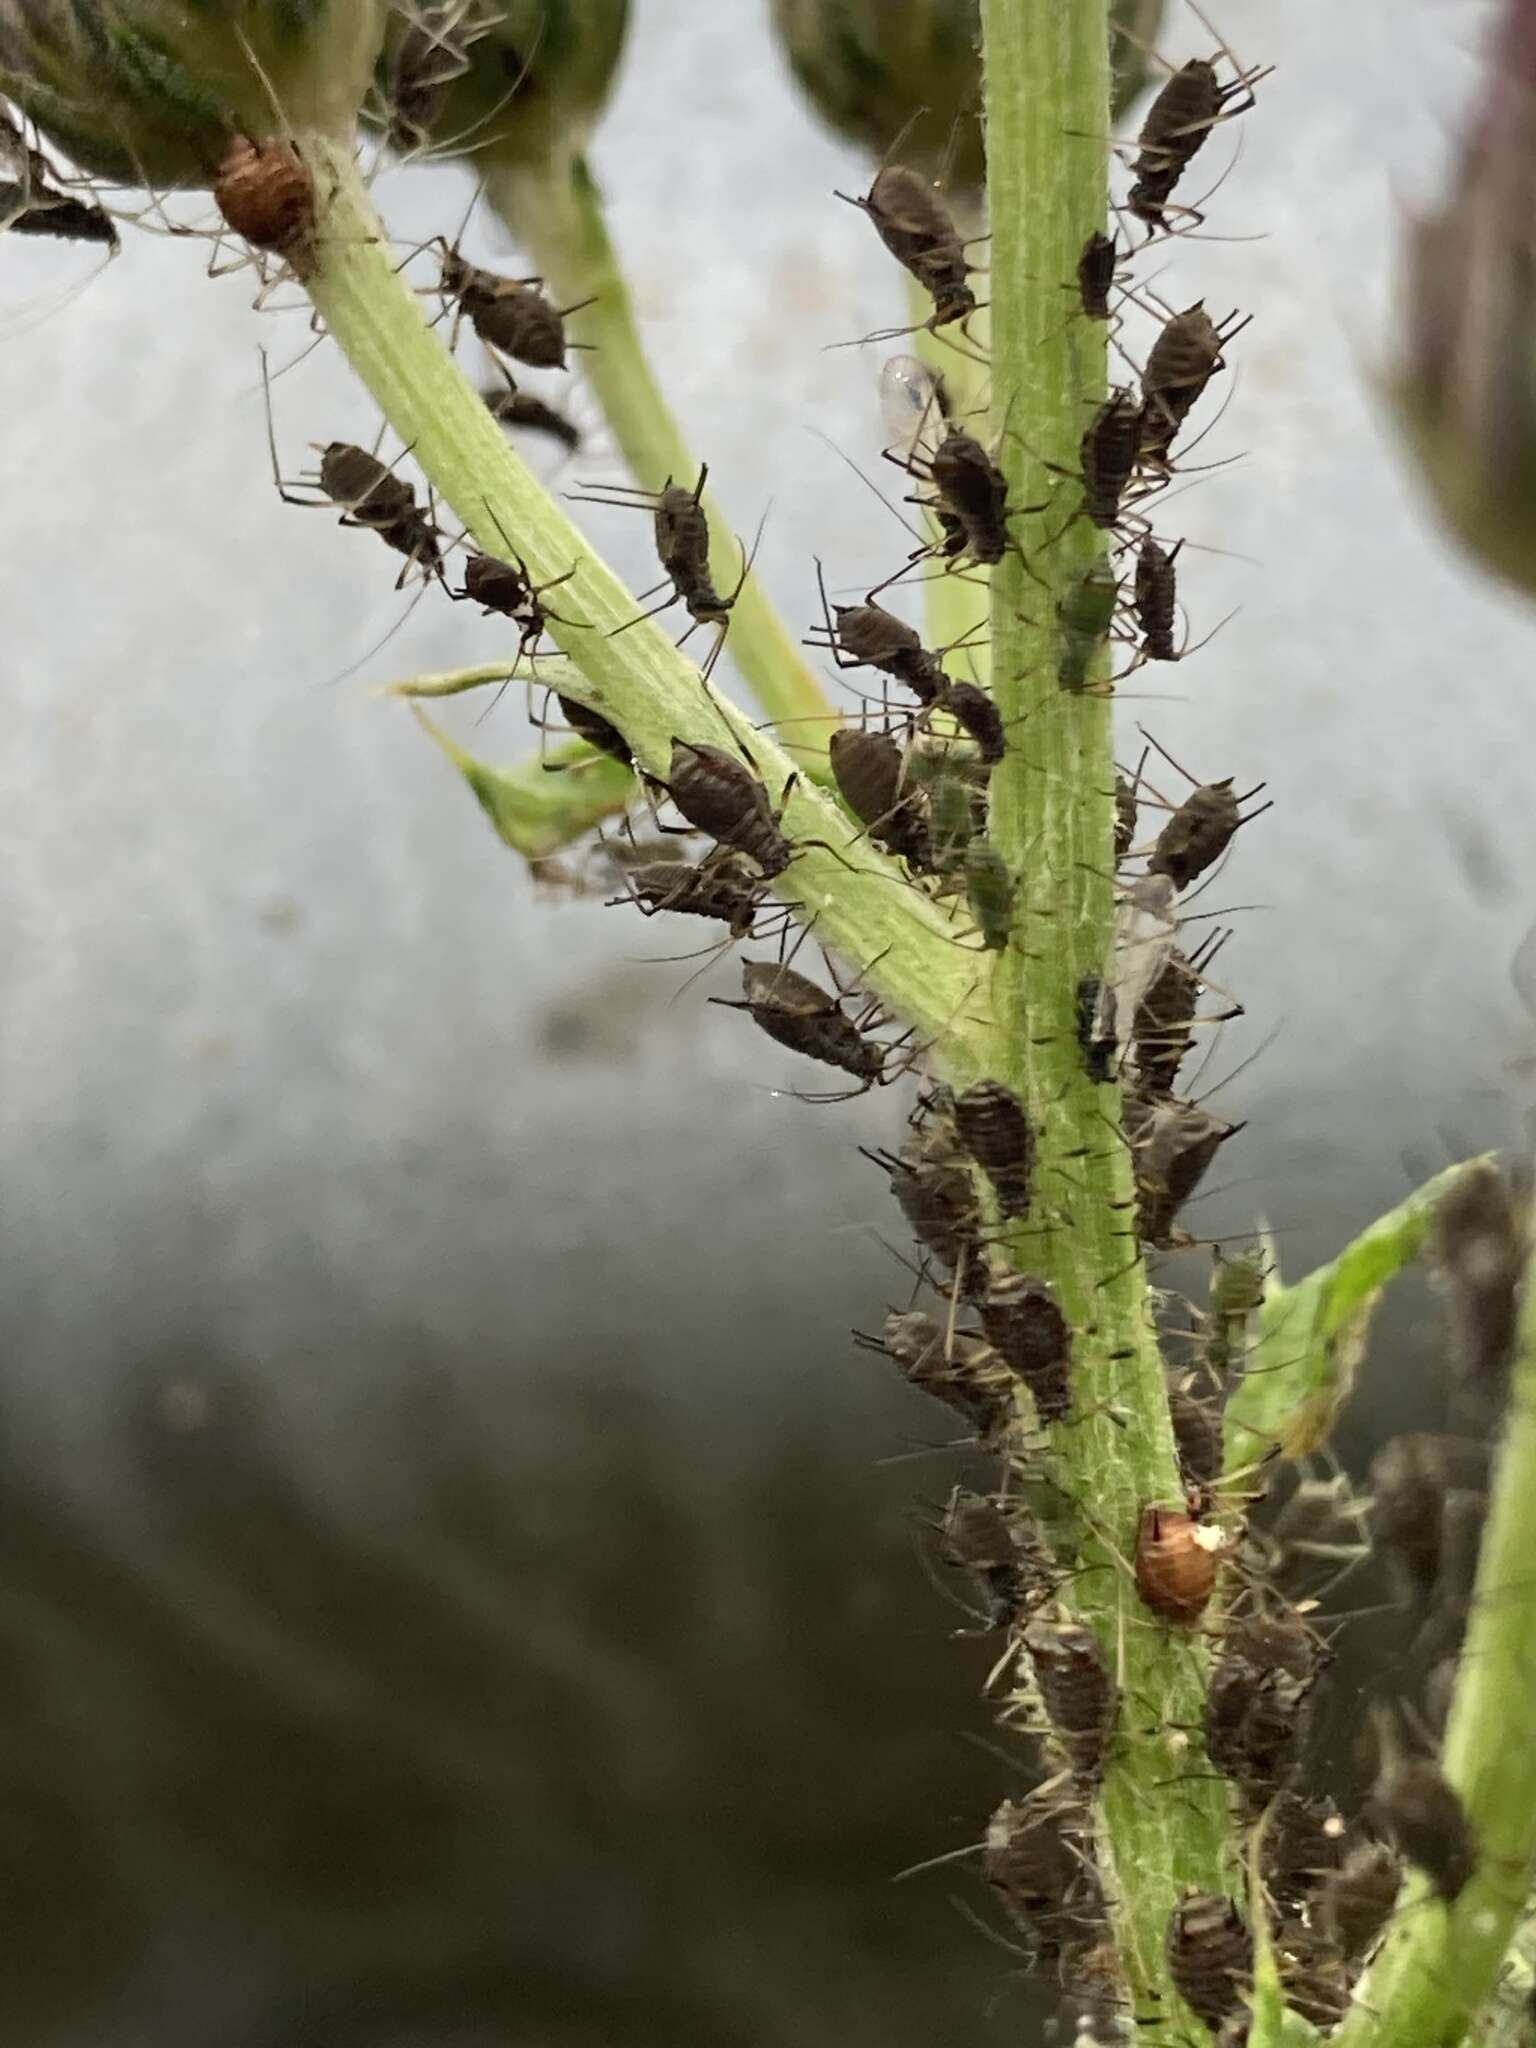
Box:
[482,147,839,771]
[1332,1222,1536,2048]
[980,2,1233,2026]
[299,136,979,1060]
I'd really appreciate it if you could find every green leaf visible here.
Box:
[410,704,632,861]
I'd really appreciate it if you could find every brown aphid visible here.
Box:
[1431,1161,1527,1395]
[0,179,117,246]
[954,1079,1036,1220]
[1081,389,1143,529]
[940,1489,1058,1627]
[984,1790,1104,1952]
[1135,1504,1223,1624]
[829,728,932,868]
[663,740,791,877]
[1128,53,1266,228]
[616,858,767,937]
[214,135,315,271]
[859,1310,1009,1439]
[454,548,579,664]
[652,473,733,625]
[1264,1793,1348,1910]
[1375,1757,1477,1903]
[938,679,1006,764]
[722,959,887,1088]
[382,1,496,154]
[1140,304,1249,463]
[1022,1617,1118,1783]
[1147,780,1242,889]
[837,162,975,329]
[1370,1433,1490,1613]
[1205,1659,1309,1792]
[1316,1842,1403,1962]
[1077,230,1118,321]
[809,578,949,705]
[880,1125,984,1282]
[1133,949,1200,1096]
[1167,1893,1253,2030]
[483,385,582,454]
[1124,1093,1241,1246]
[1225,1605,1321,1684]
[557,694,631,765]
[926,430,1011,565]
[1134,536,1183,662]
[978,1272,1073,1424]
[440,247,593,369]
[313,443,443,580]
[1274,1924,1350,2030]
[1169,1384,1222,1507]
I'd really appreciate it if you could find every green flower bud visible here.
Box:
[373,0,628,166]
[1392,2,1536,602]
[769,0,1167,189]
[0,0,387,187]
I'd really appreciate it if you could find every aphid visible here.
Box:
[1080,388,1143,530]
[574,468,746,667]
[213,135,315,270]
[1146,780,1245,889]
[978,1271,1073,1425]
[1124,1093,1241,1247]
[662,740,792,877]
[1077,230,1119,321]
[1274,1924,1350,2030]
[1166,1893,1253,2030]
[271,435,443,585]
[1133,933,1233,1098]
[1369,1433,1490,1614]
[927,762,986,877]
[922,430,1011,565]
[720,959,888,1090]
[829,728,932,868]
[877,1123,984,1283]
[965,841,1016,952]
[614,857,768,938]
[1375,1757,1477,1903]
[1022,1616,1118,1783]
[938,678,1006,764]
[557,694,632,765]
[1076,975,1117,1085]
[382,0,496,154]
[1264,1793,1348,1911]
[1114,774,1138,865]
[439,246,595,369]
[453,547,580,665]
[1140,305,1249,464]
[1127,46,1269,230]
[483,384,582,454]
[0,178,117,246]
[858,1310,1010,1439]
[1134,1504,1224,1624]
[1057,559,1121,692]
[954,1079,1036,1219]
[940,1489,1058,1627]
[1205,1603,1319,1793]
[1209,1245,1268,1324]
[1431,1161,1527,1396]
[1094,873,1179,1058]
[1316,1843,1403,1962]
[1134,536,1183,662]
[836,162,975,330]
[984,1789,1104,1952]
[808,571,949,705]
[1168,1384,1222,1508]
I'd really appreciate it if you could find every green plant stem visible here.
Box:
[300,137,979,1058]
[1333,1226,1536,2048]
[980,3,1231,2028]
[482,147,839,770]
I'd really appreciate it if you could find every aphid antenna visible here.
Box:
[891,1837,986,1885]
[809,426,935,552]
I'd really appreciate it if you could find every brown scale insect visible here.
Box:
[1124,1092,1242,1247]
[1076,975,1117,1085]
[807,565,949,706]
[1134,1503,1224,1624]
[556,695,631,766]
[483,384,582,454]
[1127,47,1269,230]
[1081,389,1143,530]
[451,547,580,665]
[1375,1756,1477,1903]
[1316,1842,1403,1963]
[1140,304,1250,464]
[1022,1616,1118,1784]
[1077,230,1119,321]
[214,135,316,272]
[984,1789,1104,1956]
[938,678,1006,764]
[661,740,792,877]
[1167,1893,1253,2031]
[954,1079,1036,1220]
[269,428,444,586]
[438,246,596,370]
[1147,778,1266,890]
[0,178,117,247]
[612,857,769,938]
[835,161,976,330]
[939,1489,1058,1628]
[1134,535,1184,662]
[829,728,933,869]
[718,959,890,1092]
[978,1271,1073,1424]
[855,1310,1009,1439]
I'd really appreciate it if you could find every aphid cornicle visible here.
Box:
[1077,230,1118,321]
[1167,1893,1253,2030]
[1134,536,1183,662]
[1375,1757,1477,1903]
[1316,1842,1403,1962]
[837,162,975,329]
[439,247,594,370]
[978,1271,1073,1424]
[724,960,887,1088]
[1134,1504,1223,1624]
[984,1789,1104,1952]
[214,135,316,270]
[954,1079,1036,1219]
[615,858,767,938]
[1140,305,1249,464]
[1081,389,1143,530]
[0,179,117,246]
[1022,1617,1118,1783]
[860,1310,1009,1439]
[1147,780,1242,889]
[662,740,792,877]
[828,729,932,869]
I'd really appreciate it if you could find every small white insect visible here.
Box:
[1094,871,1180,1062]
[878,352,949,466]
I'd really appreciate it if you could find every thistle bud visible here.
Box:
[373,0,629,166]
[768,0,1166,191]
[0,0,387,187]
[1393,0,1536,601]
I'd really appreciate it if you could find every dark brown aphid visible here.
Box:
[1264,1793,1348,1912]
[829,729,932,868]
[1076,975,1117,1084]
[938,679,1006,764]
[615,857,767,937]
[940,1489,1058,1627]
[808,571,949,706]
[439,247,594,369]
[1077,230,1119,320]
[663,740,792,877]
[857,1310,1009,1439]
[483,384,582,454]
[1375,1757,1477,1902]
[1274,1923,1350,2030]
[984,1789,1104,1955]
[453,548,579,664]
[1135,1504,1222,1624]
[1115,773,1138,864]
[1124,1093,1241,1247]
[1081,389,1143,529]
[556,694,631,765]
[574,468,744,663]
[979,1272,1073,1424]
[1167,1893,1253,2030]
[721,959,888,1089]
[1169,1383,1222,1506]
[276,441,443,583]
[877,1124,984,1283]
[954,1079,1036,1220]
[1369,1433,1490,1615]
[382,0,495,154]
[0,178,117,246]
[1316,1842,1403,1962]
[1128,52,1267,229]
[1147,780,1244,889]
[837,162,975,329]
[924,430,1011,565]
[1133,933,1233,1097]
[214,135,316,272]
[1206,1601,1320,1796]
[1134,536,1183,661]
[1022,1616,1118,1783]
[1140,304,1249,463]
[1431,1161,1527,1396]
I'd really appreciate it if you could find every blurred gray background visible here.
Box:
[0,1,1529,2043]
